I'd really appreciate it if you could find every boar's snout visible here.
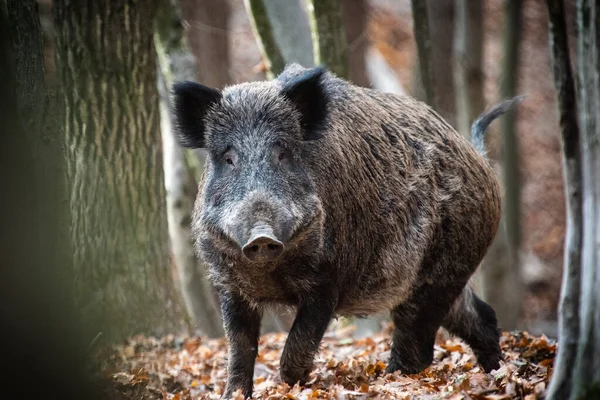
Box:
[242,224,284,262]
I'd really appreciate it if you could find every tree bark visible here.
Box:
[342,0,369,87]
[429,0,456,127]
[54,0,186,341]
[2,1,93,396]
[410,0,435,107]
[571,0,600,397]
[453,0,484,138]
[155,0,224,338]
[545,0,583,397]
[308,0,349,78]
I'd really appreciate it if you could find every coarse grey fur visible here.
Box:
[172,63,520,399]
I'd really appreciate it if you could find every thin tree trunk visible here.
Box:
[263,0,314,69]
[2,1,92,396]
[454,0,484,139]
[501,0,523,271]
[342,0,369,87]
[54,0,186,341]
[180,0,230,88]
[308,0,348,78]
[482,0,524,331]
[245,0,287,78]
[453,0,486,298]
[571,0,600,397]
[155,0,224,338]
[411,0,435,107]
[545,0,583,397]
[429,0,456,127]
[245,0,314,78]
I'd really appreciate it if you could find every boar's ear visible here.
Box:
[280,66,328,141]
[172,81,222,148]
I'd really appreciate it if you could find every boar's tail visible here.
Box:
[470,95,525,157]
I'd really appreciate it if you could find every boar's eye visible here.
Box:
[278,151,286,161]
[222,148,237,167]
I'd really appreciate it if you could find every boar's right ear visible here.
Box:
[172,81,222,148]
[280,66,328,141]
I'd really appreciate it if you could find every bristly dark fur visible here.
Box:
[172,63,518,399]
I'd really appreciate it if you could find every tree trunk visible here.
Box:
[2,1,93,396]
[571,0,600,397]
[545,0,583,398]
[155,0,224,338]
[245,0,314,78]
[453,0,486,297]
[308,0,348,78]
[342,0,369,87]
[501,0,523,263]
[453,0,484,138]
[481,0,524,331]
[264,0,314,69]
[245,0,287,78]
[54,0,186,342]
[179,0,230,88]
[429,0,456,127]
[410,0,435,107]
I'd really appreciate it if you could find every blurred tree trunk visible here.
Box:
[53,0,186,341]
[308,0,348,78]
[155,0,224,338]
[2,1,93,396]
[180,0,230,88]
[482,0,524,331]
[570,0,600,396]
[179,0,230,177]
[453,0,484,138]
[453,0,486,296]
[545,0,583,398]
[342,0,369,86]
[245,0,314,78]
[429,0,456,127]
[410,0,435,107]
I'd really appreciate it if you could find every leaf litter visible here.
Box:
[96,324,555,399]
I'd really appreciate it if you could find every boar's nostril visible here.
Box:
[242,235,284,262]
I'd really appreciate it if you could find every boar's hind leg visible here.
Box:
[280,291,337,385]
[220,291,262,399]
[442,287,502,372]
[386,281,465,375]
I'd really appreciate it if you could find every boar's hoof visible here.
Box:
[477,351,502,373]
[385,356,431,375]
[280,363,311,386]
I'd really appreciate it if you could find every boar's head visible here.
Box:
[172,67,327,266]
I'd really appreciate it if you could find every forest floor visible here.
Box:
[97,324,555,400]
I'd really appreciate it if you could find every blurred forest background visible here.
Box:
[3,0,598,398]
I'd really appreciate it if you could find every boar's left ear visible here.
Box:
[280,66,328,141]
[172,81,222,148]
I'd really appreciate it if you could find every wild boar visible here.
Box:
[172,63,519,399]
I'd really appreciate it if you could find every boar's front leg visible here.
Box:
[220,291,262,399]
[280,290,337,385]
